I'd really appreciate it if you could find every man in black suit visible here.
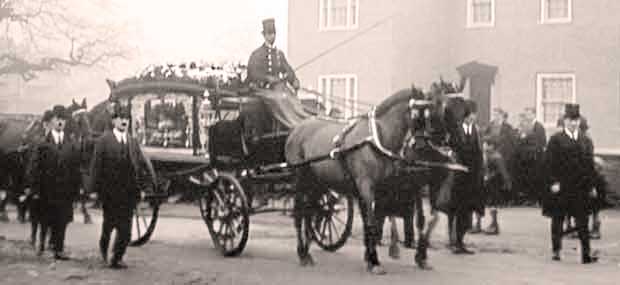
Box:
[542,104,598,264]
[27,105,81,259]
[448,100,484,254]
[90,105,154,269]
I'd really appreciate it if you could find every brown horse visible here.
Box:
[284,87,435,274]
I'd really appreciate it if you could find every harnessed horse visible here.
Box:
[284,87,441,274]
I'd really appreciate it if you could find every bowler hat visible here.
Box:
[111,104,131,119]
[563,103,580,119]
[262,18,276,33]
[50,105,69,119]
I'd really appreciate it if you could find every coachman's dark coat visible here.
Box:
[542,131,596,217]
[27,133,81,225]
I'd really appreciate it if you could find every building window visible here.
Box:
[536,73,576,127]
[318,74,358,119]
[319,0,359,30]
[467,0,495,28]
[540,0,572,24]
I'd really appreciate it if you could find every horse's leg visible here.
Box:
[357,183,385,274]
[447,212,456,247]
[0,189,8,222]
[388,216,400,259]
[80,189,92,224]
[414,193,434,270]
[294,170,314,266]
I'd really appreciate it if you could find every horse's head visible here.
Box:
[65,98,91,140]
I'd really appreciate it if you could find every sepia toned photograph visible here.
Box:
[1,0,619,284]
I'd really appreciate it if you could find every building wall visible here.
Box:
[288,0,620,149]
[288,0,395,106]
[442,0,620,149]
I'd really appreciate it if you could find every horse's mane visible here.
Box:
[375,87,424,116]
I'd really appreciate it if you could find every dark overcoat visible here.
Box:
[542,131,596,217]
[27,133,81,224]
[90,131,155,220]
[450,124,484,215]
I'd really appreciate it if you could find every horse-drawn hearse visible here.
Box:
[103,63,355,253]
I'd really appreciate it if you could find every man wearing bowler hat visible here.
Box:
[90,104,154,269]
[247,18,300,91]
[27,105,81,259]
[542,103,598,264]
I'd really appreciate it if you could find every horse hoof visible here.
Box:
[367,265,387,275]
[300,255,315,267]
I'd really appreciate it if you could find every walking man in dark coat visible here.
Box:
[542,104,598,264]
[447,100,484,254]
[90,105,154,269]
[27,105,81,259]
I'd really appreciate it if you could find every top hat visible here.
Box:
[111,104,131,119]
[50,105,69,119]
[262,18,276,33]
[42,110,54,122]
[563,103,580,119]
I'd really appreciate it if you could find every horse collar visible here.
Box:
[367,107,402,160]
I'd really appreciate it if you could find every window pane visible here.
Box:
[350,0,357,26]
[322,0,329,27]
[547,0,568,19]
[472,0,492,23]
[541,75,574,124]
[543,102,564,124]
[330,0,348,27]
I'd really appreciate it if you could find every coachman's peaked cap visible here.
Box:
[262,18,276,33]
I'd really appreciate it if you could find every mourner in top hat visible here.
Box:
[90,105,154,269]
[247,18,300,91]
[27,105,81,259]
[542,103,598,264]
[447,100,484,254]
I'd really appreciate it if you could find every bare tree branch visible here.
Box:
[0,0,129,82]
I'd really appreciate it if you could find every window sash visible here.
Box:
[467,0,494,28]
[541,0,571,23]
[319,0,359,30]
[536,73,576,126]
[318,75,358,119]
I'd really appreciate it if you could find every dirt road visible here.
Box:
[2,204,620,285]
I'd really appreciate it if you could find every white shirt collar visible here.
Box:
[51,129,64,143]
[265,42,275,49]
[113,128,127,143]
[564,128,578,139]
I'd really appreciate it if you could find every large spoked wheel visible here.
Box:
[130,195,161,246]
[310,189,354,252]
[199,172,250,257]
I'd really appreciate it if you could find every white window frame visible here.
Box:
[540,0,572,24]
[536,73,577,127]
[318,0,360,31]
[318,74,358,119]
[466,0,495,28]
